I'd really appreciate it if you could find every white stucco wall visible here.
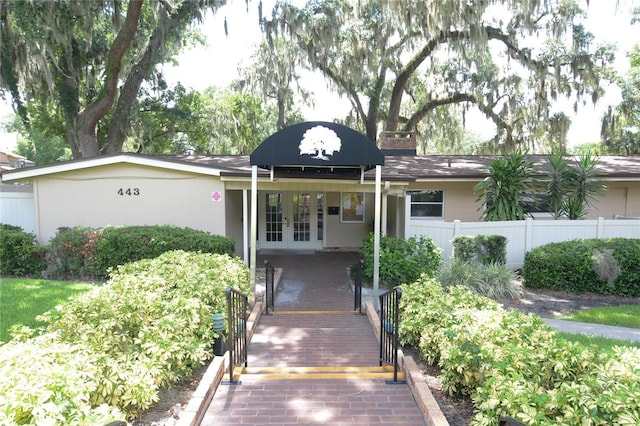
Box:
[31,163,226,243]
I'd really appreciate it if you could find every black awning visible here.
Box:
[250,121,384,172]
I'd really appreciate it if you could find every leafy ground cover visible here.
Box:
[0,277,99,343]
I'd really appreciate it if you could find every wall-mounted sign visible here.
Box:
[211,191,222,202]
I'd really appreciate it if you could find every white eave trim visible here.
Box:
[1,154,224,182]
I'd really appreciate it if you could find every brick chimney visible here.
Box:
[378,131,416,156]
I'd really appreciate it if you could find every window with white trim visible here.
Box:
[409,190,444,218]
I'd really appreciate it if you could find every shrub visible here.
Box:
[0,224,46,276]
[44,227,101,279]
[451,234,507,265]
[398,277,502,364]
[471,346,639,425]
[43,225,236,279]
[398,276,640,425]
[0,333,124,425]
[90,225,235,278]
[437,259,521,299]
[359,233,442,286]
[523,238,640,296]
[1,250,250,422]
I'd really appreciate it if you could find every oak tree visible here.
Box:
[263,0,615,152]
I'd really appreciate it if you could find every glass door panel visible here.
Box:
[293,193,311,242]
[265,193,283,242]
[260,192,322,249]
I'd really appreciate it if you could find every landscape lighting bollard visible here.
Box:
[212,313,226,356]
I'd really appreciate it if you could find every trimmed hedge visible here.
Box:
[0,250,250,424]
[44,225,236,279]
[451,234,507,265]
[399,277,640,425]
[523,238,640,296]
[0,224,46,276]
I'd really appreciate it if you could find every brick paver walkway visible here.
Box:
[200,253,425,425]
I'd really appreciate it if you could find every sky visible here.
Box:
[1,0,637,152]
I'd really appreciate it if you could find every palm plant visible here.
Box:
[474,152,535,221]
[541,152,606,219]
[544,152,572,219]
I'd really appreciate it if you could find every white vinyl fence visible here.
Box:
[0,186,36,235]
[407,217,640,268]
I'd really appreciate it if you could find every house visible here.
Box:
[0,150,34,172]
[2,122,639,288]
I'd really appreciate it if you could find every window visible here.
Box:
[523,193,554,217]
[341,192,365,223]
[409,190,443,218]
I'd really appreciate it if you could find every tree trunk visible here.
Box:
[105,1,208,153]
[277,95,285,130]
[74,0,143,158]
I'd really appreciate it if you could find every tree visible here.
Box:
[205,86,291,155]
[474,152,535,221]
[263,0,615,151]
[240,39,310,130]
[0,0,221,159]
[3,103,71,165]
[601,44,640,154]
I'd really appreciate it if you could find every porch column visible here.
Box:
[243,189,249,265]
[373,165,382,306]
[250,165,258,297]
[381,181,389,237]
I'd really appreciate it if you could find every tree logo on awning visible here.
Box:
[298,125,342,161]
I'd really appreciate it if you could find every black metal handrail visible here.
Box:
[264,259,275,315]
[379,287,405,384]
[499,416,526,426]
[353,259,364,314]
[223,287,248,385]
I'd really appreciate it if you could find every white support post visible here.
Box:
[381,194,388,237]
[381,181,389,237]
[243,189,249,266]
[373,165,382,307]
[250,166,258,297]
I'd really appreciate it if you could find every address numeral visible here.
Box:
[117,188,140,196]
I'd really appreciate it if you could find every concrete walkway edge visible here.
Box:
[543,318,640,342]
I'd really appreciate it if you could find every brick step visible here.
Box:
[232,365,404,381]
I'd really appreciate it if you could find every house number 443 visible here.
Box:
[117,188,140,196]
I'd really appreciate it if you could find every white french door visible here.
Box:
[260,192,324,250]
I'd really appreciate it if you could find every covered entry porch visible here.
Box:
[231,121,395,300]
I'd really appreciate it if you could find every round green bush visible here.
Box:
[523,238,640,296]
[0,224,46,276]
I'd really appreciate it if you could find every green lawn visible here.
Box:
[557,304,640,354]
[558,331,640,355]
[0,278,99,343]
[561,304,640,329]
